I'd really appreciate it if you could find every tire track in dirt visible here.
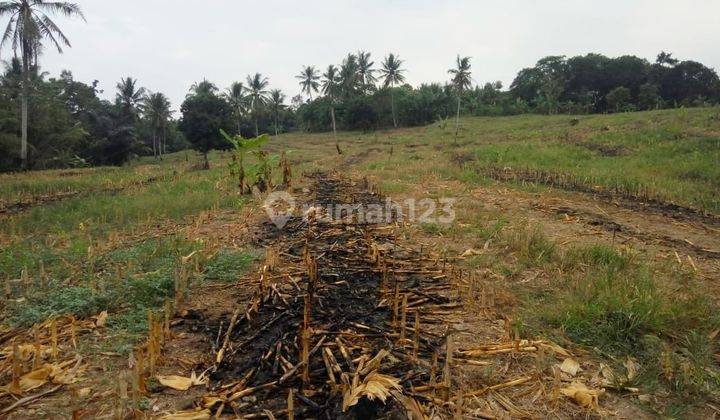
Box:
[473,183,720,285]
[481,166,720,229]
[538,204,720,259]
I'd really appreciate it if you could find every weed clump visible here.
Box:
[503,223,556,266]
[527,243,720,408]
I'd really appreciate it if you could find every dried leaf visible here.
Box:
[708,329,719,340]
[559,358,581,376]
[181,251,198,265]
[157,372,207,391]
[460,248,482,258]
[157,375,193,391]
[538,341,571,357]
[342,372,402,411]
[560,382,604,409]
[599,363,616,385]
[200,396,224,408]
[19,366,52,392]
[190,371,208,386]
[624,357,639,381]
[390,390,426,419]
[1,365,51,394]
[95,311,108,327]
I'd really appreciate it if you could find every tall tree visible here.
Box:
[322,64,341,154]
[115,77,145,119]
[246,72,268,137]
[142,92,172,159]
[268,89,285,136]
[225,81,247,133]
[379,53,405,128]
[535,56,567,114]
[179,80,233,169]
[448,55,472,140]
[357,50,376,93]
[296,65,319,101]
[0,0,85,169]
[114,77,144,156]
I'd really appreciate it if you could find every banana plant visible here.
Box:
[220,129,276,194]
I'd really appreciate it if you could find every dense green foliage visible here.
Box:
[510,52,720,113]
[0,64,186,172]
[179,81,234,167]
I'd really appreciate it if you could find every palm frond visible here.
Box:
[34,15,64,53]
[36,2,85,21]
[0,0,83,62]
[39,15,71,46]
[0,14,17,51]
[296,65,319,96]
[0,2,18,16]
[448,55,472,92]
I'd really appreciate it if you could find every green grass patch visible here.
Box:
[204,248,254,282]
[6,236,197,328]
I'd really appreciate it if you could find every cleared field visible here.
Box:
[1,107,719,418]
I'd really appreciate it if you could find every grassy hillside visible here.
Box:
[276,107,720,213]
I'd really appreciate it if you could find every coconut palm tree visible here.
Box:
[268,89,285,136]
[116,77,146,118]
[357,50,376,93]
[296,65,319,101]
[322,65,341,154]
[0,0,85,169]
[189,79,217,96]
[246,73,269,137]
[225,81,248,133]
[339,53,361,99]
[448,55,472,141]
[142,92,172,159]
[379,53,405,128]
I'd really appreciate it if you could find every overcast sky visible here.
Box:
[27,0,720,110]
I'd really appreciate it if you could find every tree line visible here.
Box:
[1,0,718,171]
[180,50,719,160]
[0,63,187,171]
[293,50,720,134]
